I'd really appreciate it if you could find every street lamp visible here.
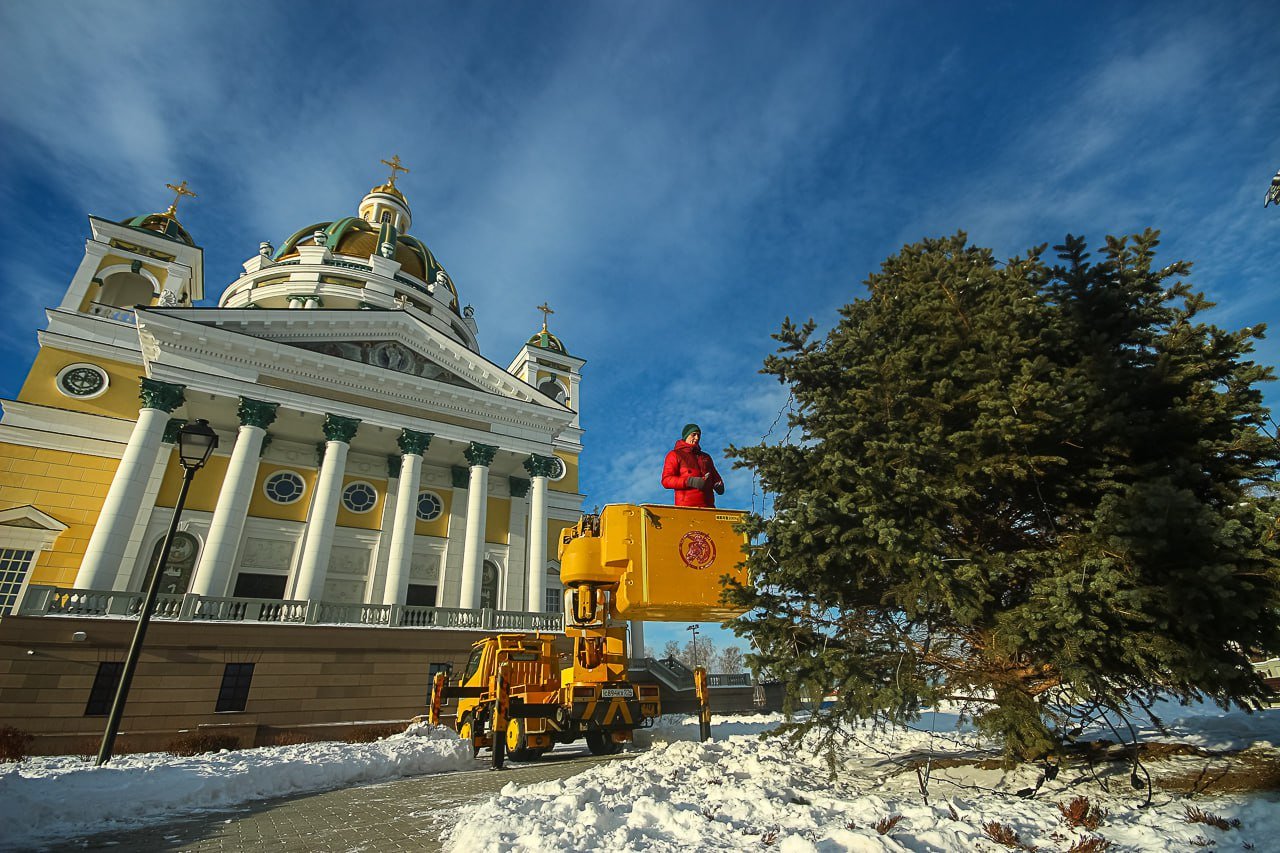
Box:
[687,624,700,667]
[96,419,218,765]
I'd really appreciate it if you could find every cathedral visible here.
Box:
[0,163,591,751]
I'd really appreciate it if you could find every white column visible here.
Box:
[523,453,556,613]
[76,379,184,590]
[526,476,549,613]
[458,442,496,610]
[58,240,109,311]
[116,420,182,590]
[440,470,469,607]
[507,478,530,611]
[293,415,359,601]
[191,398,277,597]
[366,457,401,604]
[383,429,431,606]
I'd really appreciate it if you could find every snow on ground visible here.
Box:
[1,705,1277,852]
[0,722,472,851]
[447,708,1280,852]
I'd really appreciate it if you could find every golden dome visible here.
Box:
[119,211,195,246]
[528,326,567,354]
[368,182,407,203]
[271,217,459,310]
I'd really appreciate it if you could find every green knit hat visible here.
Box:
[681,423,701,440]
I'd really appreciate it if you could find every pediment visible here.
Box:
[289,338,482,391]
[0,505,68,531]
[135,308,573,416]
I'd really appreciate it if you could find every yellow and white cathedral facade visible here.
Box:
[0,170,586,623]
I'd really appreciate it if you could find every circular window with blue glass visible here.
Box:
[342,481,378,513]
[263,470,307,504]
[416,490,443,522]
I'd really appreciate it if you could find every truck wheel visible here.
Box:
[458,713,480,758]
[586,732,621,755]
[505,718,532,762]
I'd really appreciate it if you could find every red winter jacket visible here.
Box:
[661,440,724,507]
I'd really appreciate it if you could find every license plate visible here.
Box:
[601,688,634,698]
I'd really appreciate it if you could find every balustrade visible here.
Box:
[16,585,564,632]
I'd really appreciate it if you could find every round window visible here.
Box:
[548,456,566,482]
[264,470,307,504]
[56,363,109,399]
[416,490,443,522]
[342,481,378,513]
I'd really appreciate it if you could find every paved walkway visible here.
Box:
[41,746,629,852]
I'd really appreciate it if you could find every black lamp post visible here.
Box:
[96,419,219,766]
[687,624,700,667]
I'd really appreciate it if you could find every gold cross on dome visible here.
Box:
[536,302,554,329]
[380,154,410,187]
[164,180,196,216]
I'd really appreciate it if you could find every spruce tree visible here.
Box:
[729,231,1280,760]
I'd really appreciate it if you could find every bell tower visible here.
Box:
[508,303,583,428]
[58,181,204,317]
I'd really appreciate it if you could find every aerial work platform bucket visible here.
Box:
[559,504,750,621]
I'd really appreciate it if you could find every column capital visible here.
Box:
[464,442,498,467]
[238,397,280,429]
[162,418,185,444]
[139,378,185,413]
[322,413,360,443]
[387,454,402,480]
[523,453,561,479]
[451,466,470,489]
[398,428,433,456]
[509,476,530,499]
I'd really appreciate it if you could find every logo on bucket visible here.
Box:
[679,531,717,570]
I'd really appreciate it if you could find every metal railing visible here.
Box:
[629,657,753,690]
[16,585,564,632]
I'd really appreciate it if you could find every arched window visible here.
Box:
[480,559,500,610]
[537,378,568,406]
[146,531,199,596]
[98,271,155,309]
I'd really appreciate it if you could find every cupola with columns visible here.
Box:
[219,156,477,350]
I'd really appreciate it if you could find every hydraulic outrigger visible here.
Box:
[429,503,748,768]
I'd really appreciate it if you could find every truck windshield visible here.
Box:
[462,646,485,683]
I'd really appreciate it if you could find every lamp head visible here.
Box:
[178,419,219,470]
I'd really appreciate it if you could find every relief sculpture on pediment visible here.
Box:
[296,339,478,389]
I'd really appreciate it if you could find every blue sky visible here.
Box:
[2,1,1278,655]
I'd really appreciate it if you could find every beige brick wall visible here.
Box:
[0,615,494,754]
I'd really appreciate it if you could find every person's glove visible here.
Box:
[714,481,725,495]
[687,476,706,490]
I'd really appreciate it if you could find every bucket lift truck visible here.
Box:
[429,503,749,768]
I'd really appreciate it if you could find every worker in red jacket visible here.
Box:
[661,423,725,507]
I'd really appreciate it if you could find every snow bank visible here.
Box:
[446,710,1280,852]
[0,723,472,851]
